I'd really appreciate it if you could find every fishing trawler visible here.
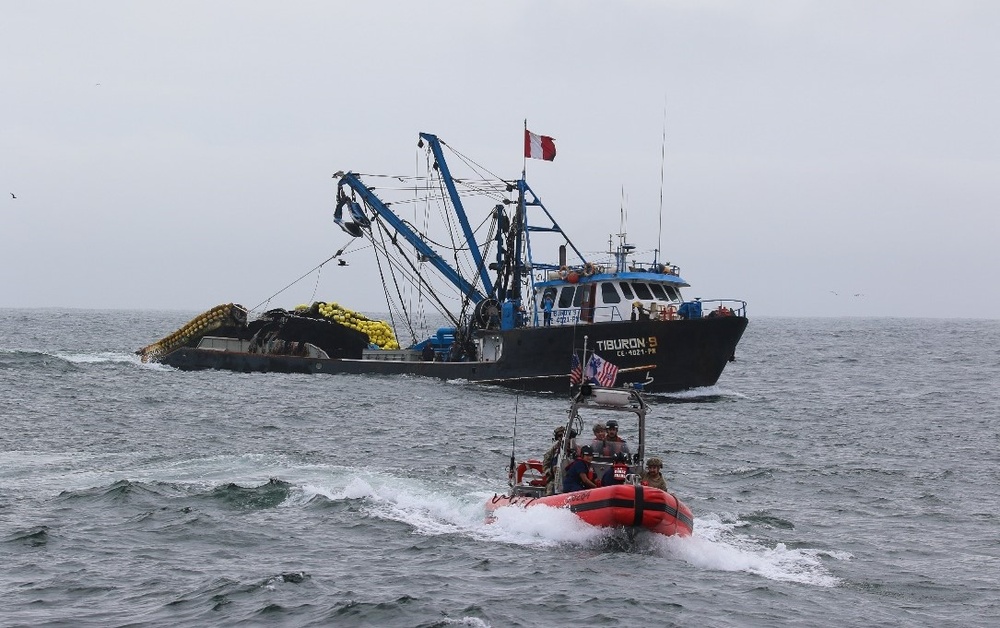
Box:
[485,385,694,537]
[137,131,747,393]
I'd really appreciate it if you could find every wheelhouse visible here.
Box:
[534,268,690,325]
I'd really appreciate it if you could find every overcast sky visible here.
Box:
[3,1,998,318]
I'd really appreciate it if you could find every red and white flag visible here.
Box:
[524,129,557,161]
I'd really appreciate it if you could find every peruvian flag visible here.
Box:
[524,129,557,161]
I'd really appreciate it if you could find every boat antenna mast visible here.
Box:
[611,187,633,274]
[508,395,519,487]
[656,96,667,264]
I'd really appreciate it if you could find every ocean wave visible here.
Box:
[671,512,849,587]
[198,478,293,511]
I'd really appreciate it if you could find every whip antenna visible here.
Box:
[657,97,667,263]
[508,395,519,486]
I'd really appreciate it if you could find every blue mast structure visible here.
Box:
[334,131,586,330]
[335,172,487,305]
[419,133,494,295]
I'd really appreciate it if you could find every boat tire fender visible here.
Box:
[558,266,569,279]
[583,262,596,276]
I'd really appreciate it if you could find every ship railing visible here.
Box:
[626,262,682,276]
[693,299,748,318]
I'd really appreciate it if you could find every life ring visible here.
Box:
[516,459,547,485]
[558,266,569,279]
[663,305,677,320]
[583,262,596,276]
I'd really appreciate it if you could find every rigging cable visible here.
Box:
[249,238,356,314]
[364,210,461,329]
[372,217,416,343]
[371,231,404,336]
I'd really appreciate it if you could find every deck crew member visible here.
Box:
[603,420,630,456]
[421,343,435,361]
[542,293,554,326]
[631,301,650,321]
[601,451,631,486]
[543,426,578,494]
[542,426,565,494]
[588,422,609,457]
[641,457,668,490]
[563,445,599,492]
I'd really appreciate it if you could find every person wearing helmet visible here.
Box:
[563,445,599,492]
[541,426,565,494]
[601,451,631,486]
[642,457,668,491]
[542,426,579,495]
[604,419,630,456]
[541,426,564,474]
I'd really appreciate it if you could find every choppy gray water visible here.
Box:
[1,309,998,627]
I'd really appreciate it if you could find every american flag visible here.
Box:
[569,353,583,384]
[586,353,619,387]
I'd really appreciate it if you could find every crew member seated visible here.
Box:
[601,451,631,486]
[563,445,599,492]
[603,419,630,456]
[641,457,668,490]
[588,422,609,457]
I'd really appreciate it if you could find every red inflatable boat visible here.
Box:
[486,482,694,537]
[486,385,695,537]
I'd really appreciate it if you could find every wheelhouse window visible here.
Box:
[619,282,635,299]
[601,282,621,304]
[665,286,681,300]
[558,286,576,308]
[632,283,653,300]
[573,286,586,307]
[649,283,668,300]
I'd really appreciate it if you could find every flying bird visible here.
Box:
[9,193,15,199]
[338,259,349,266]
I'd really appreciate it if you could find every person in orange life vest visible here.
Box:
[601,451,631,486]
[603,419,630,456]
[641,457,668,491]
[563,445,599,492]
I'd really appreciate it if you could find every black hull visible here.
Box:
[157,317,747,394]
